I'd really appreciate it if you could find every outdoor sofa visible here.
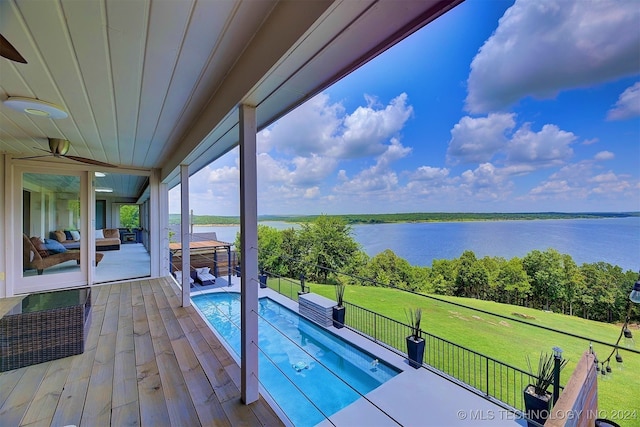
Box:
[23,234,104,275]
[50,228,121,251]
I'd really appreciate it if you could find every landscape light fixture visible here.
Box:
[592,270,640,378]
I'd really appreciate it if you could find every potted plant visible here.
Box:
[259,269,268,288]
[332,281,346,328]
[405,308,425,368]
[524,352,567,427]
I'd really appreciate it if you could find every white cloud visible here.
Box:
[290,155,338,186]
[446,113,515,164]
[257,93,343,155]
[333,94,413,158]
[410,166,450,181]
[466,0,640,113]
[527,161,638,202]
[333,139,411,194]
[259,92,413,159]
[607,82,640,120]
[447,114,577,172]
[594,151,614,161]
[506,123,576,167]
[458,163,513,200]
[208,165,238,183]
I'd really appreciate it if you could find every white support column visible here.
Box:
[239,104,259,404]
[150,169,165,278]
[180,164,191,307]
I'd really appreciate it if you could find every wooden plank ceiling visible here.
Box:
[0,0,463,198]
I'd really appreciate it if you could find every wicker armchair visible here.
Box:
[23,234,103,275]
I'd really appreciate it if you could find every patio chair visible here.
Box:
[23,234,104,275]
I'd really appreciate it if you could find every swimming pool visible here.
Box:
[192,292,400,426]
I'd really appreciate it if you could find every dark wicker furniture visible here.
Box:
[0,287,91,372]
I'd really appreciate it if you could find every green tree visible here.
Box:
[120,204,139,229]
[455,250,489,298]
[522,249,564,310]
[280,227,305,279]
[298,215,359,283]
[257,225,284,275]
[430,259,457,295]
[362,249,414,289]
[496,257,530,305]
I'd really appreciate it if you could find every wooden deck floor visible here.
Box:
[0,278,284,427]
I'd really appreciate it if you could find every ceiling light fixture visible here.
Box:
[95,187,113,193]
[3,97,68,119]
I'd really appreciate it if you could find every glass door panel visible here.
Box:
[22,173,82,278]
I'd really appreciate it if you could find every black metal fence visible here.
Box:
[343,300,556,413]
[260,269,563,416]
[261,271,309,301]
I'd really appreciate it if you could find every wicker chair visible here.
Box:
[23,234,104,275]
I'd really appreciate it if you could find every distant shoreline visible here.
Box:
[173,212,640,227]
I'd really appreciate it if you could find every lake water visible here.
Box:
[197,217,640,271]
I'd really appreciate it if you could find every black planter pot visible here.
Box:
[523,385,552,427]
[406,336,425,368]
[259,274,268,288]
[332,306,345,328]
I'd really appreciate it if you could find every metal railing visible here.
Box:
[343,300,559,413]
[242,265,564,417]
[260,270,309,300]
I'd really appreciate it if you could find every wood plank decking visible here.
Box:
[0,278,284,427]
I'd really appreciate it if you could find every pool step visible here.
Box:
[298,293,335,328]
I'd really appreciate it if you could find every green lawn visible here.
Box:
[302,282,638,417]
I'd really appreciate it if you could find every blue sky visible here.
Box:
[169,0,640,215]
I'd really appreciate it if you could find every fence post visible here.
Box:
[374,314,377,342]
[552,347,563,404]
[485,357,490,396]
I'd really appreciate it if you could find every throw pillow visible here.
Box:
[70,230,81,241]
[30,237,49,258]
[95,229,105,239]
[44,238,68,254]
[196,266,211,275]
[54,230,67,242]
[64,230,73,240]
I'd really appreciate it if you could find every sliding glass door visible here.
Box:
[17,169,88,293]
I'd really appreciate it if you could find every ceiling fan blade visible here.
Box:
[0,34,27,64]
[65,155,118,168]
[16,155,51,160]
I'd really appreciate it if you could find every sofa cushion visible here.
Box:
[54,230,67,243]
[30,237,49,258]
[95,229,105,239]
[64,230,73,240]
[44,238,68,254]
[70,230,81,241]
[103,228,120,239]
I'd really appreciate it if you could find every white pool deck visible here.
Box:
[188,276,527,427]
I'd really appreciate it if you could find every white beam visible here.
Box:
[239,104,259,404]
[180,164,191,307]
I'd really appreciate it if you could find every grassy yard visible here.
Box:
[301,282,639,418]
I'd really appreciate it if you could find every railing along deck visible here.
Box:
[0,278,283,427]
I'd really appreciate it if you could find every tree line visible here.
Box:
[238,215,638,323]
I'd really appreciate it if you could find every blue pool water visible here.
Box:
[192,292,400,426]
